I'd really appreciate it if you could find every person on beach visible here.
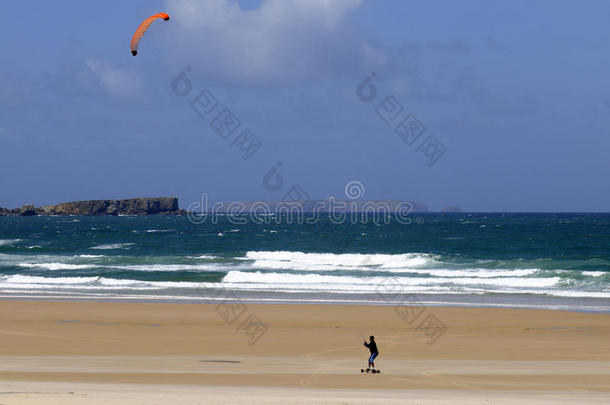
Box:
[363,335,379,372]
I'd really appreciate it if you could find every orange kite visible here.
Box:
[130,13,170,56]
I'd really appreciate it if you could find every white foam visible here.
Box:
[90,243,134,250]
[17,262,227,272]
[244,251,438,271]
[0,275,209,291]
[112,264,224,272]
[222,271,560,289]
[391,268,539,278]
[241,251,540,278]
[3,275,99,284]
[0,275,158,291]
[0,239,22,246]
[582,271,606,277]
[8,257,233,272]
[0,273,607,299]
[18,262,97,270]
[99,278,203,289]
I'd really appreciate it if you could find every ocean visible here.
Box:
[1,214,609,312]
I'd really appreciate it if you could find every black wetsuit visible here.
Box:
[364,340,379,364]
[365,340,378,355]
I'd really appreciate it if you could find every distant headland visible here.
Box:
[0,197,186,216]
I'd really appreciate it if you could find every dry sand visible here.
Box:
[0,300,608,404]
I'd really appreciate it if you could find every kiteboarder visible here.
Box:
[362,336,380,373]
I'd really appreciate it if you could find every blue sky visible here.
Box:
[1,0,609,211]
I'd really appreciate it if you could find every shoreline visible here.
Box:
[1,291,609,314]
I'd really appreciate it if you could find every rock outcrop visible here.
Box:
[19,204,37,216]
[0,198,185,216]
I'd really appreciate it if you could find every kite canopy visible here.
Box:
[130,13,170,56]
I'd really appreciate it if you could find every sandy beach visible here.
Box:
[0,300,608,404]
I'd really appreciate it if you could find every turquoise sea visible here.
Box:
[1,214,609,312]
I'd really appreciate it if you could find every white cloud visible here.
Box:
[163,0,379,83]
[86,59,141,97]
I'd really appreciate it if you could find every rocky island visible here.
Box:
[0,197,186,216]
[1,197,441,216]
